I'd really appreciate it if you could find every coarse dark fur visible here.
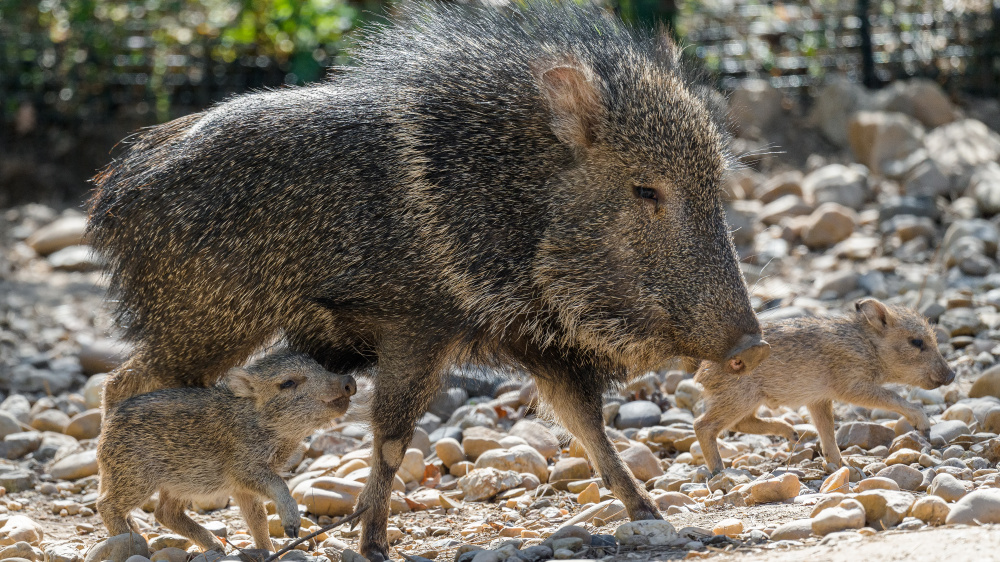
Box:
[694,299,955,474]
[88,3,768,559]
[96,350,356,559]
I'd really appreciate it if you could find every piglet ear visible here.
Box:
[531,60,602,150]
[223,368,257,399]
[856,299,890,331]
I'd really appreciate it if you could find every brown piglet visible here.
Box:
[96,350,356,556]
[693,299,954,473]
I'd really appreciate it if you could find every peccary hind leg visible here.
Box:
[357,338,444,562]
[535,376,661,521]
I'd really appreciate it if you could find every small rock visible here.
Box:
[970,365,1000,399]
[65,410,102,441]
[711,518,742,537]
[875,465,923,491]
[747,473,800,504]
[461,427,505,462]
[811,500,866,536]
[619,444,664,481]
[147,535,193,552]
[802,164,869,209]
[78,341,129,377]
[836,422,894,450]
[28,410,70,433]
[508,420,559,459]
[758,195,813,226]
[474,445,548,484]
[756,171,804,204]
[577,482,599,505]
[290,477,363,516]
[0,470,37,493]
[769,519,813,541]
[674,380,703,411]
[397,448,426,484]
[614,520,679,547]
[550,458,591,483]
[435,438,465,469]
[909,495,950,525]
[26,215,88,256]
[458,468,522,502]
[928,473,967,502]
[801,203,858,249]
[819,467,849,494]
[615,401,662,430]
[884,448,920,466]
[854,477,900,492]
[929,420,971,446]
[150,548,188,562]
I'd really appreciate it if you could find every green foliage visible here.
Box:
[2,0,379,121]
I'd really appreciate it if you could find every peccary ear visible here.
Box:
[856,299,890,331]
[531,60,602,149]
[223,368,257,398]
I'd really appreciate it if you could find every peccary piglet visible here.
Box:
[694,299,954,473]
[97,351,356,553]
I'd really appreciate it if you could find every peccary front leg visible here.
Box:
[357,342,443,562]
[840,384,930,431]
[807,400,842,467]
[535,377,661,521]
[241,472,301,540]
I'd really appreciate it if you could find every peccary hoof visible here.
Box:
[236,549,270,562]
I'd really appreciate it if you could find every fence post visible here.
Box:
[858,0,877,88]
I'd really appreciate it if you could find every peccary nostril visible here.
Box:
[725,335,770,374]
[342,376,357,396]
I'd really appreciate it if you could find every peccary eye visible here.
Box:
[632,185,659,212]
[910,338,924,351]
[279,379,297,390]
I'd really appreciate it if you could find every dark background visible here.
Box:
[2,0,998,207]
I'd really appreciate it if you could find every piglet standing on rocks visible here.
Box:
[87,3,770,559]
[96,350,356,560]
[695,299,954,473]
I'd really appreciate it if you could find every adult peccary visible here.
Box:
[97,350,356,558]
[88,3,769,559]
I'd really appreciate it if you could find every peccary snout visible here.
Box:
[339,375,358,397]
[724,334,771,374]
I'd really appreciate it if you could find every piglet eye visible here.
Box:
[910,339,924,350]
[279,379,297,390]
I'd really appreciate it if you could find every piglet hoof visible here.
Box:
[284,523,300,539]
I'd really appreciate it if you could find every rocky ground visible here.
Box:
[2,77,1000,562]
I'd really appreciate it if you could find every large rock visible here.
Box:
[929,420,970,446]
[874,465,923,491]
[801,164,868,210]
[847,112,925,177]
[550,457,591,483]
[855,490,915,529]
[945,489,1000,525]
[49,450,98,481]
[801,203,858,249]
[290,477,362,516]
[508,420,559,459]
[83,533,149,562]
[474,445,548,484]
[65,409,102,441]
[836,422,894,450]
[756,171,804,204]
[615,401,662,429]
[769,519,814,541]
[434,438,465,468]
[0,516,43,546]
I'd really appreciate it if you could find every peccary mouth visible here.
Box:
[323,396,351,411]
